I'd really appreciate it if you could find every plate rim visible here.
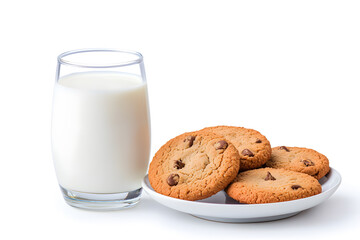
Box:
[142,167,341,208]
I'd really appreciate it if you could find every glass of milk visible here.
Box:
[52,49,151,210]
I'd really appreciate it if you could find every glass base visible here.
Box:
[60,186,142,210]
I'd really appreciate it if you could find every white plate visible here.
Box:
[142,167,341,222]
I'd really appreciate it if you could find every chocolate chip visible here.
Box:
[241,149,254,157]
[167,174,179,186]
[279,146,290,152]
[174,159,185,169]
[255,139,262,143]
[264,171,276,181]
[301,159,315,167]
[184,136,196,147]
[291,185,302,190]
[214,140,228,150]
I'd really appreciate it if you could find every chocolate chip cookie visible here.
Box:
[265,146,330,180]
[226,168,322,204]
[200,126,271,171]
[148,131,240,201]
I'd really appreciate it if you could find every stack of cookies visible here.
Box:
[148,126,330,204]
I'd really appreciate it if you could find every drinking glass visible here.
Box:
[52,49,151,210]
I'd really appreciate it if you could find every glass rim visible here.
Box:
[57,48,144,68]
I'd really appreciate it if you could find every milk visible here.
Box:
[52,71,150,193]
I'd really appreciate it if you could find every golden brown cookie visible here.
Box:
[265,146,330,180]
[148,131,240,201]
[226,168,322,204]
[199,126,271,171]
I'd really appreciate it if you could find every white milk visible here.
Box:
[52,72,150,193]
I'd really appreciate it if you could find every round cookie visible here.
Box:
[148,131,240,201]
[200,126,271,171]
[225,168,322,204]
[265,146,330,180]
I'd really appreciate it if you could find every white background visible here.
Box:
[1,0,359,239]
